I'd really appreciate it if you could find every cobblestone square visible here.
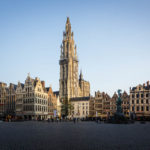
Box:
[0,121,150,150]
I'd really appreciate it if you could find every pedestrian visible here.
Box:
[96,118,98,124]
[57,117,59,123]
[73,118,76,124]
[99,117,101,124]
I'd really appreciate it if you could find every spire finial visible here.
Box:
[75,44,77,54]
[66,17,70,24]
[65,17,71,38]
[80,69,83,80]
[60,44,63,58]
[18,81,20,85]
[60,44,63,49]
[75,44,77,49]
[28,73,30,77]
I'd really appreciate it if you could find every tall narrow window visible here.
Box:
[141,106,144,111]
[146,106,149,111]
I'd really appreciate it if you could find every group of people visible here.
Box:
[47,117,80,123]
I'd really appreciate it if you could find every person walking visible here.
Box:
[73,118,76,124]
[57,117,59,123]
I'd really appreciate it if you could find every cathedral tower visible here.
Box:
[59,17,79,100]
[59,17,90,102]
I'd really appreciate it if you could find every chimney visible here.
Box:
[143,83,145,87]
[41,81,45,88]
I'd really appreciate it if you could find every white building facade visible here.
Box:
[70,97,90,118]
[16,75,48,120]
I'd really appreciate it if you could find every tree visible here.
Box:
[61,97,74,118]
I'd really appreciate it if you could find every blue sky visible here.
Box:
[0,0,150,96]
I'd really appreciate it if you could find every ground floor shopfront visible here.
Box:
[23,115,47,120]
[16,111,48,120]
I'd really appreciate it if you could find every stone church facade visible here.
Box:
[59,17,90,101]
